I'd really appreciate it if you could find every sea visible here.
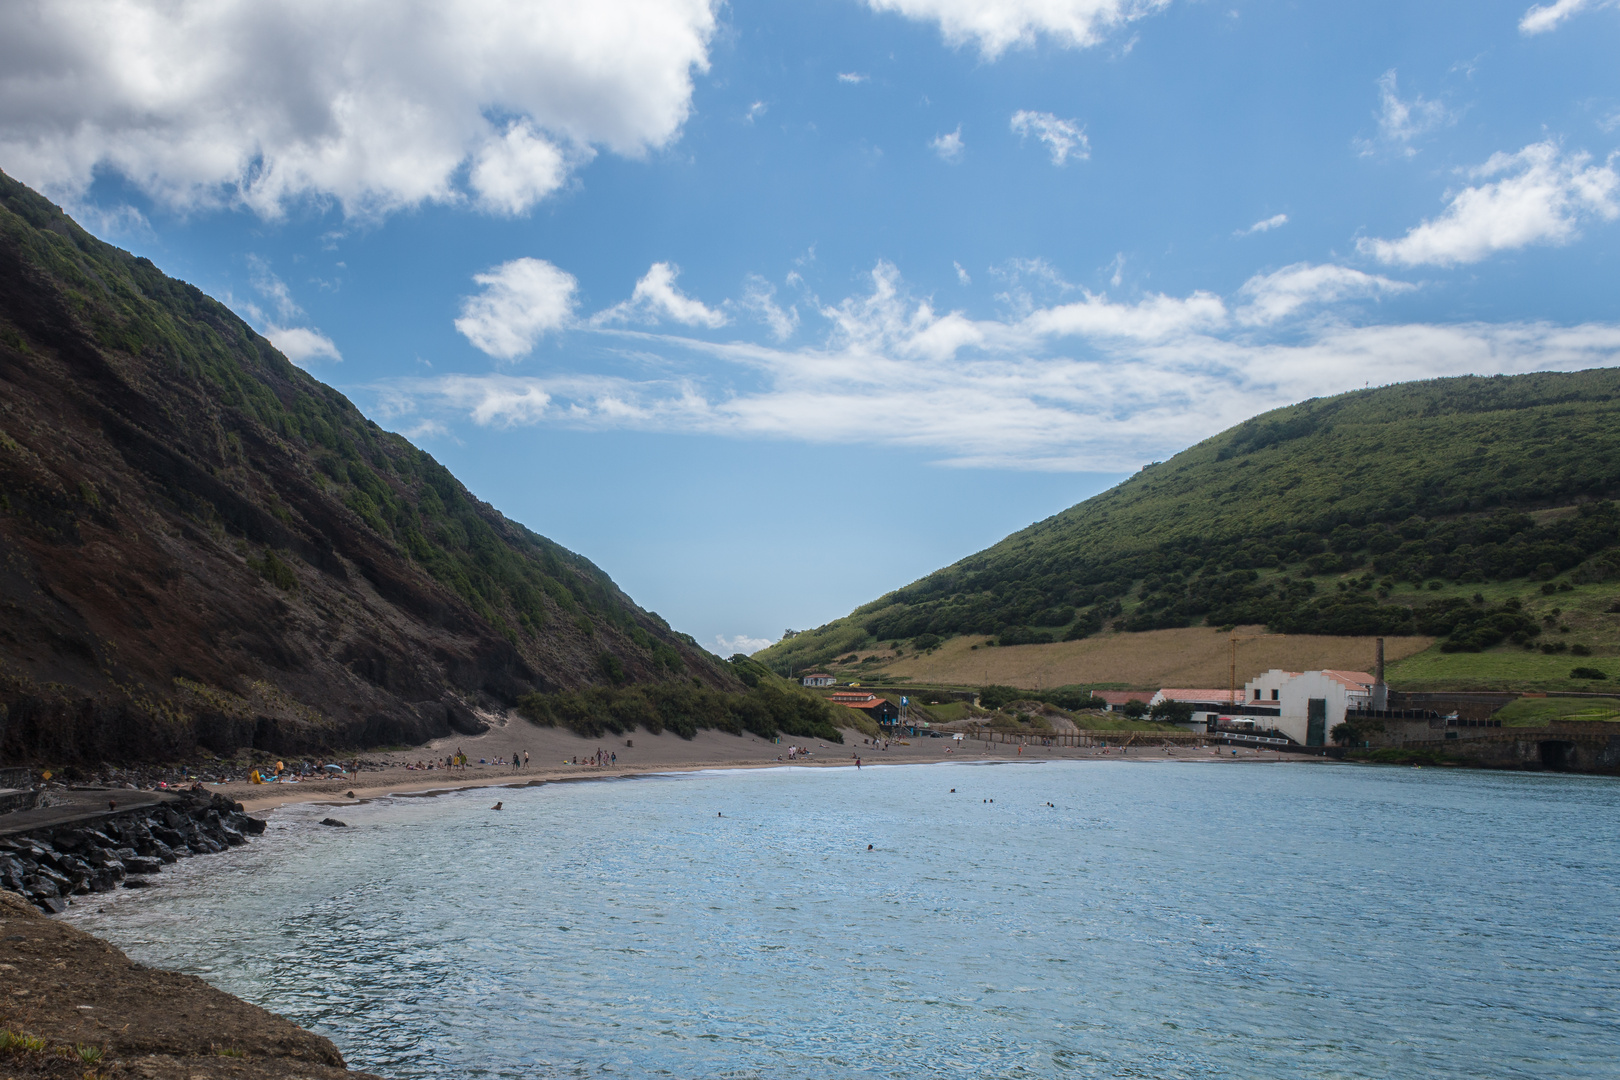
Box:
[66,759,1620,1079]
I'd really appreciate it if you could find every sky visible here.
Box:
[2,0,1618,655]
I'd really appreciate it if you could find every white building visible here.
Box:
[1241,669,1376,746]
[801,673,836,688]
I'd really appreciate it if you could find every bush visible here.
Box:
[517,682,845,742]
[997,626,1053,646]
[1571,667,1609,680]
[977,684,1023,710]
[912,633,943,651]
[1122,699,1148,719]
[1149,700,1194,724]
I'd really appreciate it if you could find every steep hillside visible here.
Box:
[0,171,736,763]
[762,370,1620,674]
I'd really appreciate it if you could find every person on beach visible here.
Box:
[512,752,521,772]
[524,751,531,768]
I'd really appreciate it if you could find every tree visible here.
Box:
[1149,700,1194,724]
[1122,699,1148,720]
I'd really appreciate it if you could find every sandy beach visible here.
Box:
[224,714,1325,813]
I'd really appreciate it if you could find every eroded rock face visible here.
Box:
[0,171,737,765]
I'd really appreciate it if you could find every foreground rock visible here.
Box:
[0,789,265,911]
[0,890,385,1079]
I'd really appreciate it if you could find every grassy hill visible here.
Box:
[760,371,1620,691]
[0,170,760,762]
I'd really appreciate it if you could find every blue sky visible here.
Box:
[3,0,1618,653]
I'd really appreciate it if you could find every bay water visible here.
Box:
[67,760,1620,1078]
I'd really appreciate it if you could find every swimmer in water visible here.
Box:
[491,801,503,810]
[867,844,874,850]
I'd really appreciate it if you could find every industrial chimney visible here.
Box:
[1372,637,1388,711]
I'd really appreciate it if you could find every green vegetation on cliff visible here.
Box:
[762,371,1620,674]
[0,170,731,761]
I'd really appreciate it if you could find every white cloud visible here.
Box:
[1520,0,1614,34]
[715,633,776,655]
[455,258,579,360]
[242,256,341,365]
[1010,110,1089,164]
[1238,213,1289,236]
[931,126,966,162]
[865,0,1171,58]
[266,326,343,366]
[384,258,1620,472]
[467,121,580,216]
[1235,263,1413,325]
[955,261,973,285]
[745,101,768,123]
[838,72,870,84]
[1363,70,1451,156]
[739,276,799,340]
[595,262,729,328]
[0,0,718,218]
[1359,141,1620,266]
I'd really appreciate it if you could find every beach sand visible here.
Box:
[227,716,1325,813]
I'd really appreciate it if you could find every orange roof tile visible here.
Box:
[1156,689,1243,703]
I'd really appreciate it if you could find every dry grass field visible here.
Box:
[866,627,1434,690]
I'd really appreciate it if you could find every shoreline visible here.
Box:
[228,722,1321,815]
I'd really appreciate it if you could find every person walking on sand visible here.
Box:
[512,752,520,772]
[524,750,531,768]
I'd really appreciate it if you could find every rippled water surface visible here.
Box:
[68,760,1620,1078]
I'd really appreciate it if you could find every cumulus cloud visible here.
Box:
[378,256,1619,473]
[593,263,729,329]
[266,326,343,366]
[715,633,776,655]
[455,258,579,360]
[241,256,341,365]
[1238,213,1289,236]
[1010,111,1089,164]
[1359,141,1620,266]
[931,127,966,162]
[865,0,1170,58]
[1235,263,1413,325]
[0,0,717,217]
[1520,0,1614,34]
[837,72,870,84]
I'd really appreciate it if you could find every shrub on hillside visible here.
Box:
[1571,667,1609,680]
[1149,700,1194,724]
[518,681,844,742]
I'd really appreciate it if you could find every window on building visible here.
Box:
[1253,688,1261,699]
[1271,689,1279,701]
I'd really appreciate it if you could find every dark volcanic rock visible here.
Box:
[320,818,348,827]
[0,169,738,766]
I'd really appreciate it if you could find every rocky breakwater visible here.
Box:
[0,790,265,912]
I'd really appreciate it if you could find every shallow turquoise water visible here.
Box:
[68,760,1620,1078]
